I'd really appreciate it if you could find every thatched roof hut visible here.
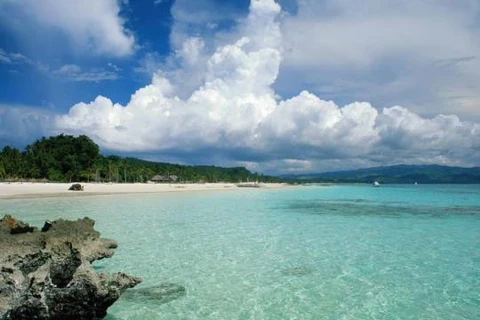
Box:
[151,175,168,182]
[151,175,179,183]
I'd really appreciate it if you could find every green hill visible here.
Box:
[285,164,480,184]
[0,135,282,183]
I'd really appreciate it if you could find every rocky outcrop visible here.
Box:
[68,184,84,191]
[0,215,141,320]
[0,215,35,235]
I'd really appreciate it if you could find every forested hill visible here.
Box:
[284,164,480,184]
[0,135,282,183]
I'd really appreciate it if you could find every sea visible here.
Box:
[1,184,479,319]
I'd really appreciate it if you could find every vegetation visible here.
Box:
[0,135,283,183]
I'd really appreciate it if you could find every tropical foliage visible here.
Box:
[0,135,282,183]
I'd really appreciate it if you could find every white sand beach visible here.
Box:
[0,182,288,199]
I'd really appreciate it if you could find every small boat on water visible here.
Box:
[373,181,380,187]
[237,181,260,188]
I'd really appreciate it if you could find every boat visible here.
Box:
[237,181,260,188]
[373,181,380,187]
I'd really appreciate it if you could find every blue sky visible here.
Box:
[0,0,479,174]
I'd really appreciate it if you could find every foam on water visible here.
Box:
[1,184,479,319]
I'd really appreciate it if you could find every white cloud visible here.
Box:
[0,49,31,65]
[0,48,49,72]
[1,0,134,56]
[4,0,480,173]
[53,64,118,82]
[51,0,480,172]
[0,48,118,82]
[278,0,480,121]
[0,49,34,66]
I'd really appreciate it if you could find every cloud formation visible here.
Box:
[52,0,480,172]
[1,0,134,56]
[1,0,479,173]
[278,0,480,121]
[0,48,119,82]
[53,64,119,82]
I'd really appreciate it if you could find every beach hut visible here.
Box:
[151,175,179,183]
[151,175,168,183]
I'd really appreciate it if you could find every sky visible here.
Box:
[0,0,479,174]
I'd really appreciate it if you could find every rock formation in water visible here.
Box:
[121,283,186,305]
[0,214,141,320]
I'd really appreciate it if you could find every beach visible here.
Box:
[0,182,288,199]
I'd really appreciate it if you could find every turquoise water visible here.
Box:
[1,184,479,319]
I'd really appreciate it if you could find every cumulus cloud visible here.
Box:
[2,0,479,173]
[49,0,480,172]
[278,0,480,121]
[1,0,134,56]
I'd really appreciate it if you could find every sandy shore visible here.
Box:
[0,182,288,199]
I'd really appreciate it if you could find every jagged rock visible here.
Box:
[68,184,84,191]
[0,215,141,319]
[0,215,35,235]
[122,283,186,305]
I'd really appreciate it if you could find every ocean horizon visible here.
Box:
[1,184,479,319]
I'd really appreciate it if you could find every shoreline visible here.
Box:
[0,182,289,200]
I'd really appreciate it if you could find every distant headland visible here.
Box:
[283,164,480,184]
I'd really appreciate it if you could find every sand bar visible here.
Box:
[0,182,288,200]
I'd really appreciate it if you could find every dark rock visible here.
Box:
[49,243,81,288]
[68,184,84,191]
[7,294,49,320]
[0,268,13,274]
[41,221,52,233]
[16,251,51,275]
[0,215,35,234]
[122,283,186,305]
[0,216,142,319]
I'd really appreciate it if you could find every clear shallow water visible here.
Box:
[1,184,479,319]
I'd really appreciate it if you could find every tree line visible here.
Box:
[0,134,283,183]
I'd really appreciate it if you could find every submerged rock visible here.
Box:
[0,214,141,319]
[122,283,186,305]
[281,266,314,277]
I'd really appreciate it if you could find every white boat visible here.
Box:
[373,181,380,187]
[237,181,260,188]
